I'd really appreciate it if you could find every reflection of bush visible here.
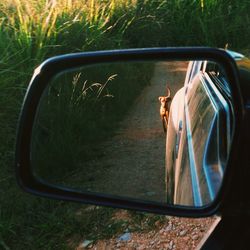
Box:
[32,62,153,182]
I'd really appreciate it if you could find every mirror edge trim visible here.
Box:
[15,47,243,217]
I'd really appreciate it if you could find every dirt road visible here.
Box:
[79,61,187,203]
[75,61,216,249]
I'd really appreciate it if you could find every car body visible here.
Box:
[165,50,248,207]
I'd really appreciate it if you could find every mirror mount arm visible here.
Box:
[199,215,250,250]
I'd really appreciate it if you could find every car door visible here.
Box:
[172,67,233,206]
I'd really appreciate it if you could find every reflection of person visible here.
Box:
[158,87,171,132]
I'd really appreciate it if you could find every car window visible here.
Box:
[183,72,231,205]
[185,61,203,86]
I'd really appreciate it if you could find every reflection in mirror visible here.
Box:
[31,60,233,208]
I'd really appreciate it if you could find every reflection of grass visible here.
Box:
[32,62,153,183]
[32,73,117,180]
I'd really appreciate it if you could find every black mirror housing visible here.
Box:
[15,47,244,217]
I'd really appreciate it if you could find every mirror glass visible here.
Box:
[31,59,234,208]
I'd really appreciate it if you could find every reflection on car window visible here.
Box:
[185,75,215,205]
[184,73,230,205]
[187,61,202,85]
[168,61,233,207]
[187,76,216,168]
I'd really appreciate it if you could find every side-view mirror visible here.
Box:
[15,48,243,217]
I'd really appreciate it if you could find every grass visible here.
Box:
[0,0,250,249]
[32,61,153,183]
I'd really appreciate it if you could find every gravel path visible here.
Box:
[81,214,219,250]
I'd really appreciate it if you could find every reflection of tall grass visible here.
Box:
[32,72,116,180]
[32,62,153,181]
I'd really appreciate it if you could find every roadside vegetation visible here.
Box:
[0,0,249,249]
[32,62,153,183]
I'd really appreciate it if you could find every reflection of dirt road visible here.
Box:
[83,62,188,203]
[78,61,217,250]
